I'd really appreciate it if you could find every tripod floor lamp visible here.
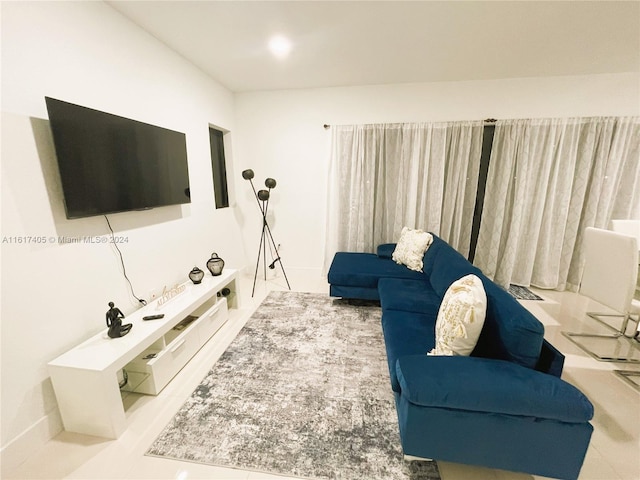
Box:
[242,169,291,297]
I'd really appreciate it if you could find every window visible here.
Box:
[209,127,229,209]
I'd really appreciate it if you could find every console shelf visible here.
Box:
[48,269,239,439]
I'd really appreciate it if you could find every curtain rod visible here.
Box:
[324,119,497,129]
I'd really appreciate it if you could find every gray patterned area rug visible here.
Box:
[147,291,440,480]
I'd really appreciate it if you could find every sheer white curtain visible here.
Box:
[324,122,483,271]
[474,117,640,290]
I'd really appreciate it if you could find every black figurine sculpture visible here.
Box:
[106,301,132,338]
[242,169,290,296]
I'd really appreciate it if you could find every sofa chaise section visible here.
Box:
[328,251,426,300]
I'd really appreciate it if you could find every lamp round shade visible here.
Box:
[242,169,255,180]
[265,178,277,189]
[258,189,270,201]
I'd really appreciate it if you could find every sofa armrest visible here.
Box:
[396,355,593,423]
[377,243,396,258]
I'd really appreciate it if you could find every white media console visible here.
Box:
[48,269,239,439]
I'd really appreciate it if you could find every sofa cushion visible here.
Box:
[429,274,486,356]
[392,227,433,272]
[328,252,425,289]
[396,356,594,423]
[473,277,544,369]
[378,278,439,314]
[376,243,396,258]
[421,233,449,277]
[381,309,437,392]
[430,245,483,298]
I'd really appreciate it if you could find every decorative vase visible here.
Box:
[206,253,225,276]
[188,266,205,284]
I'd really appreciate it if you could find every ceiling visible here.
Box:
[107,1,640,93]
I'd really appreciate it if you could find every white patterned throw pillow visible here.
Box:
[428,274,487,356]
[392,227,433,272]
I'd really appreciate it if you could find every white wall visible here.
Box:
[234,73,640,275]
[1,1,246,468]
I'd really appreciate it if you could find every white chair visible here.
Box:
[611,219,640,313]
[610,220,640,385]
[611,219,640,243]
[564,227,640,363]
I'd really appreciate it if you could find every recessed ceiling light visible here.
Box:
[268,35,292,59]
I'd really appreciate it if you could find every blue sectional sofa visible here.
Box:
[328,234,594,480]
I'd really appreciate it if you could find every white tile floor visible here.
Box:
[3,270,639,480]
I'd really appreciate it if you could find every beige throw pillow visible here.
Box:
[428,274,487,356]
[392,227,433,272]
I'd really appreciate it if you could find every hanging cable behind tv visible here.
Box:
[104,215,147,306]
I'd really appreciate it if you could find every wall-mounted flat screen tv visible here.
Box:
[45,97,191,219]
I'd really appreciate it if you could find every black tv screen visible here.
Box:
[45,97,190,219]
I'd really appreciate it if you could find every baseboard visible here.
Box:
[0,410,63,473]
